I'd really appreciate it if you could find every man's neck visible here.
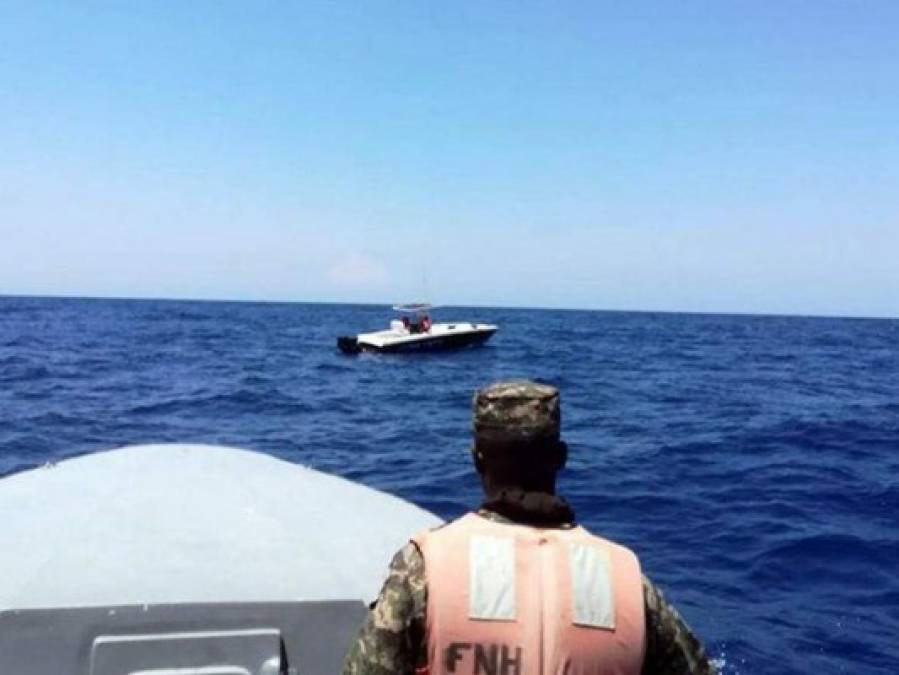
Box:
[480,487,575,528]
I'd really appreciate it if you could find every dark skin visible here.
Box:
[472,439,569,498]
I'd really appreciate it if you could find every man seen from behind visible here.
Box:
[343,380,717,675]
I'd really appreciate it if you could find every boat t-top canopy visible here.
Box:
[392,303,435,313]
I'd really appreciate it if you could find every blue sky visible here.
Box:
[1,1,897,316]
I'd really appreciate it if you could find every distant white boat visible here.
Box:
[337,304,497,354]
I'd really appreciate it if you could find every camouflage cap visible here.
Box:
[473,380,560,443]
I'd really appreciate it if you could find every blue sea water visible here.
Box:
[1,296,897,673]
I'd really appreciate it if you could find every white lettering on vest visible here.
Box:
[569,542,615,629]
[469,535,516,620]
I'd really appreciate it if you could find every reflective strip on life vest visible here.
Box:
[569,542,615,629]
[469,534,517,620]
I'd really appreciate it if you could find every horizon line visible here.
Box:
[1,292,897,322]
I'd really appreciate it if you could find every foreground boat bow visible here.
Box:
[0,444,440,675]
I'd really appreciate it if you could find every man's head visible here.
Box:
[471,380,567,495]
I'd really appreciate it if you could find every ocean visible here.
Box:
[1,296,897,673]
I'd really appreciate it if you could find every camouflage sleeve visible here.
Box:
[641,575,718,675]
[342,541,428,675]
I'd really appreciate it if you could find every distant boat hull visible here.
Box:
[338,324,497,354]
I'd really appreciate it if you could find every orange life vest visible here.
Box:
[412,512,645,675]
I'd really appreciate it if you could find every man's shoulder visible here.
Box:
[388,539,426,577]
[574,524,641,555]
[365,541,428,630]
[412,512,478,545]
[342,540,430,673]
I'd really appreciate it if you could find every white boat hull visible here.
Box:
[339,322,497,354]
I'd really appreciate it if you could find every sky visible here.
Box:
[1,1,897,317]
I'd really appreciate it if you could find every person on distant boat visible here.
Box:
[343,380,717,675]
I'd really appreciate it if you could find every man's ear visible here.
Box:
[471,445,486,474]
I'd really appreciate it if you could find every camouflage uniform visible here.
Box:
[343,381,717,675]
